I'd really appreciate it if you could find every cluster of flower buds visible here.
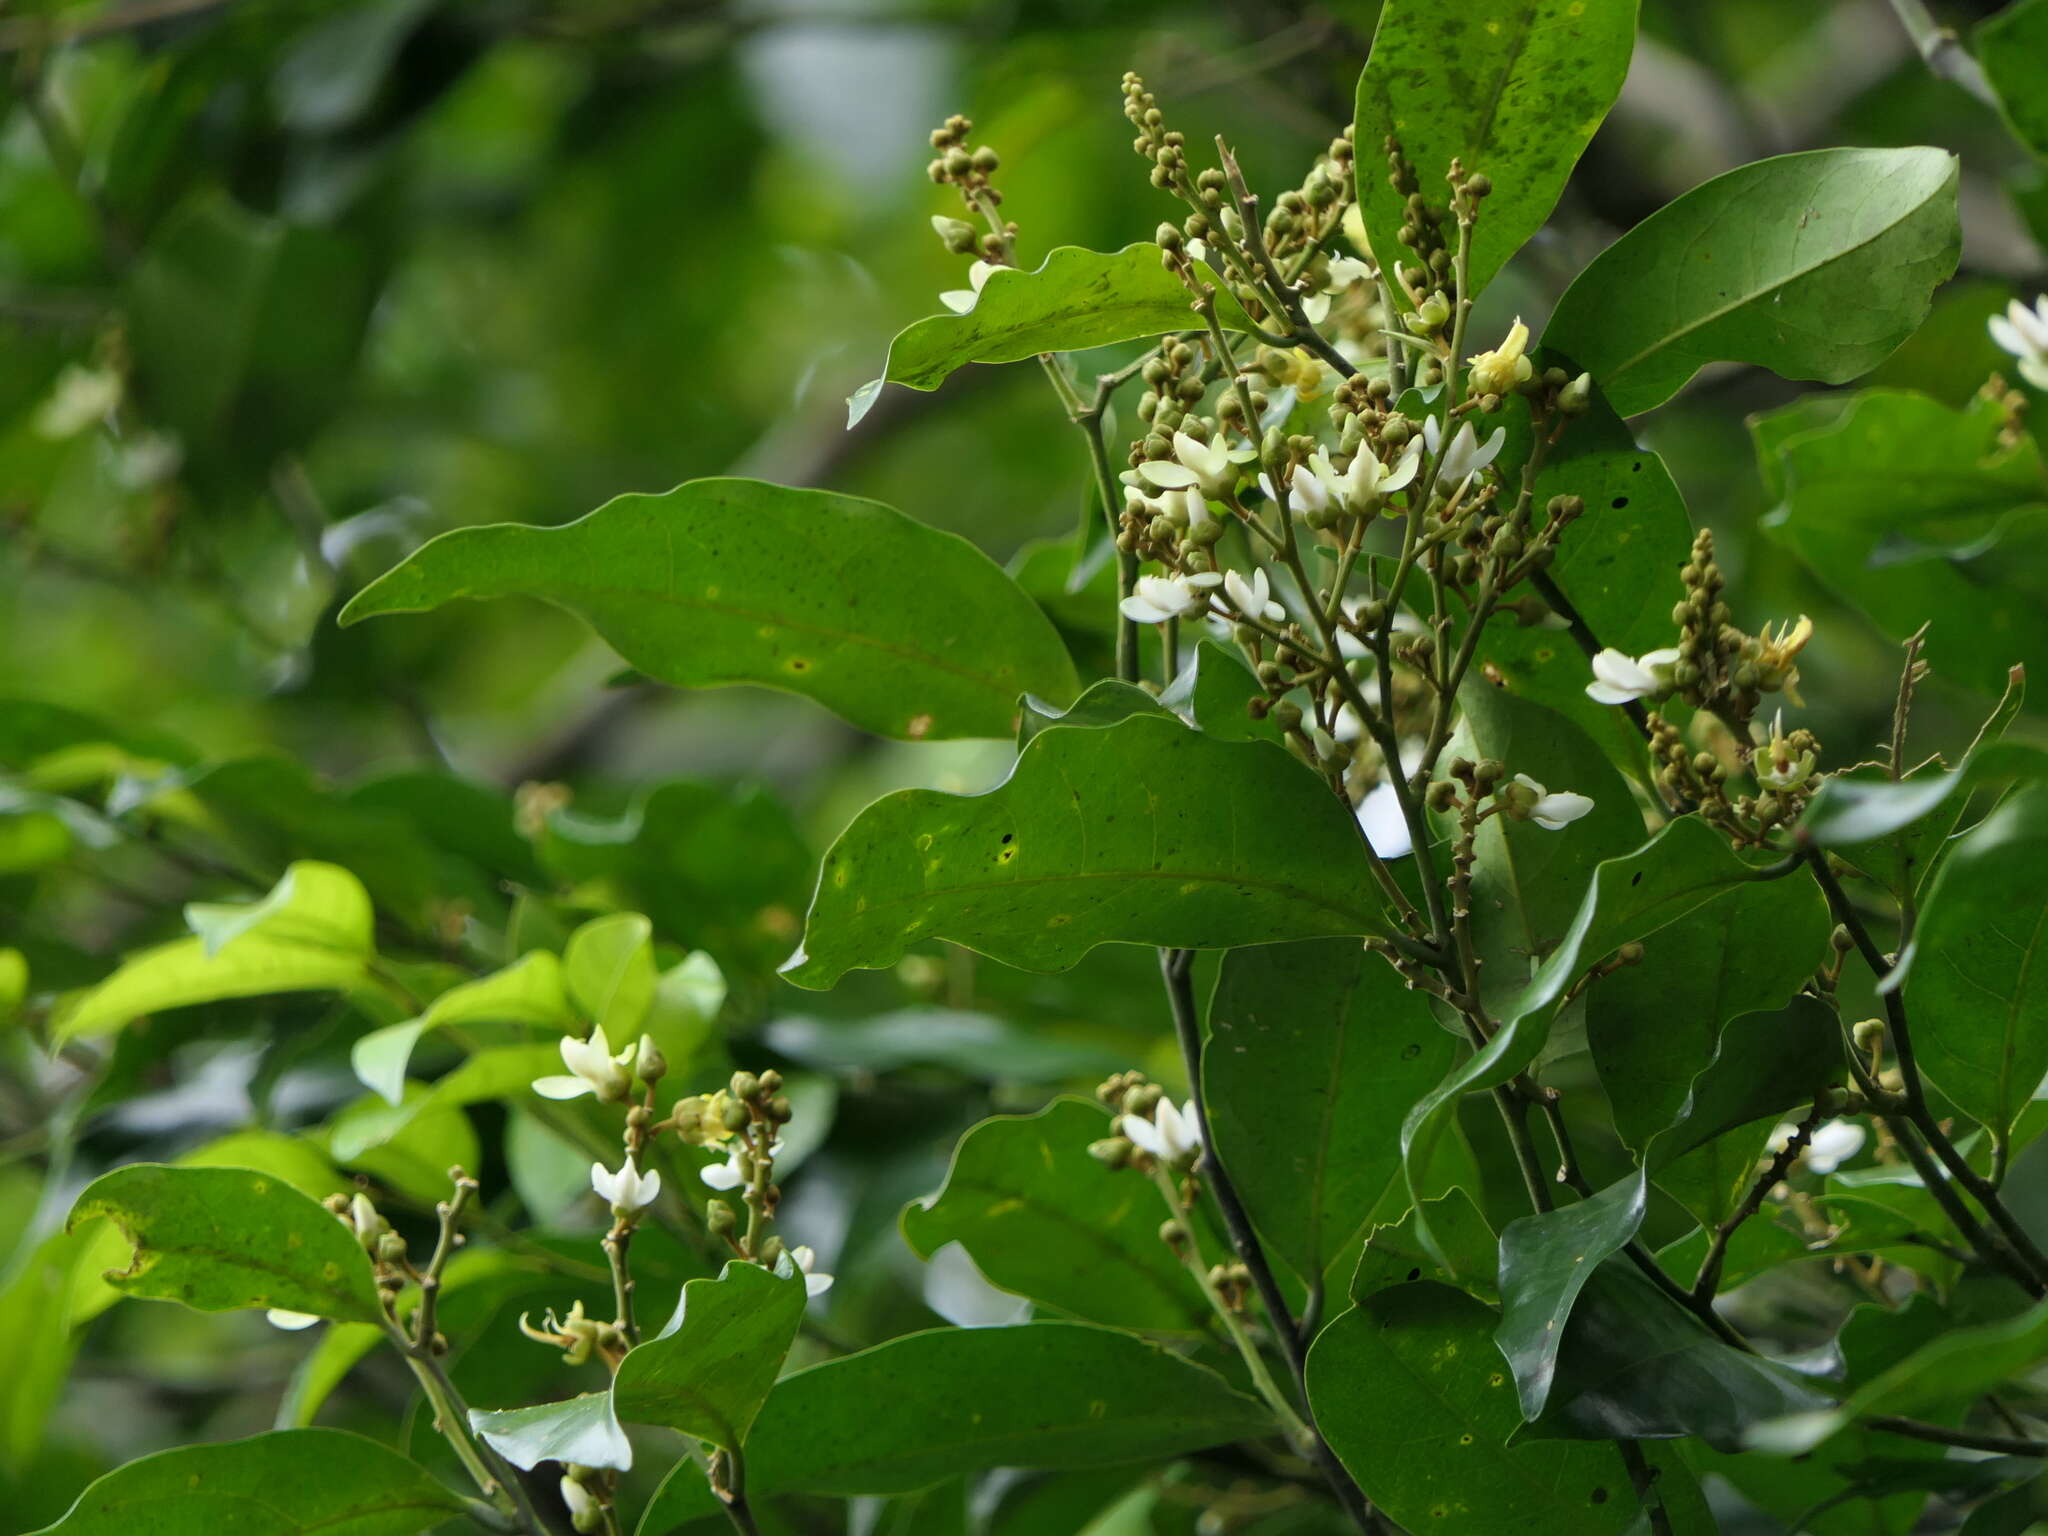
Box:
[1089,1070,1204,1173]
[1384,136,1452,289]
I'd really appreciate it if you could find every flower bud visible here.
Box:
[730,1070,760,1101]
[1852,1019,1886,1053]
[930,215,978,255]
[1088,1136,1134,1169]
[636,1037,667,1084]
[707,1200,736,1238]
[1558,372,1593,415]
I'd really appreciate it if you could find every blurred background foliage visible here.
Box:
[1,0,2045,1530]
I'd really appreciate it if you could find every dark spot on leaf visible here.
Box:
[1401,1041,1421,1060]
[1630,871,1643,886]
[1591,1489,1609,1505]
[1406,1266,1421,1281]
[1000,832,1013,844]
[1610,496,1628,509]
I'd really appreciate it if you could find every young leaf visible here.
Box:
[340,479,1080,741]
[1160,640,1285,746]
[1544,149,1959,416]
[1307,1283,1680,1535]
[1354,0,1638,301]
[563,912,657,1037]
[1906,784,2048,1148]
[1204,939,1458,1285]
[54,860,380,1041]
[636,1323,1274,1525]
[857,244,1249,421]
[782,713,1387,988]
[469,1392,631,1473]
[900,1098,1206,1332]
[66,1165,383,1324]
[611,1261,809,1450]
[351,950,576,1106]
[1798,739,2048,852]
[25,1428,466,1536]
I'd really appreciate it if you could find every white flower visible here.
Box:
[789,1244,835,1298]
[1119,571,1222,624]
[700,1143,749,1191]
[1354,737,1424,856]
[1222,568,1285,624]
[939,260,995,314]
[266,1309,321,1330]
[1423,416,1506,491]
[1585,646,1681,705]
[533,1025,638,1103]
[591,1155,662,1212]
[1257,463,1330,520]
[1776,1118,1865,1174]
[1510,773,1595,830]
[1123,1098,1202,1165]
[1989,297,2048,391]
[1467,317,1534,398]
[1324,441,1421,513]
[1301,254,1375,323]
[1136,430,1257,498]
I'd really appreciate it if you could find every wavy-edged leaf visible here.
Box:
[637,1323,1273,1525]
[1355,0,1637,301]
[25,1428,466,1536]
[782,713,1386,989]
[351,950,575,1105]
[900,1098,1205,1331]
[564,911,656,1036]
[1544,148,1959,415]
[1161,640,1284,745]
[66,1164,382,1324]
[1205,939,1458,1284]
[857,244,1249,421]
[1495,1171,1649,1421]
[612,1260,807,1450]
[470,1392,631,1473]
[341,479,1079,741]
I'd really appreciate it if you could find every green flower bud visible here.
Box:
[1087,1136,1134,1169]
[707,1200,737,1238]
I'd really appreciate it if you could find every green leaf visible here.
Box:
[341,478,1079,741]
[351,950,575,1105]
[65,1164,382,1324]
[330,1043,561,1160]
[1352,1189,1500,1304]
[54,860,380,1041]
[1754,390,2048,698]
[900,1098,1205,1331]
[1160,640,1285,746]
[783,713,1386,989]
[1906,783,2048,1146]
[1799,739,2048,853]
[324,1087,480,1207]
[1750,1293,2048,1455]
[858,244,1249,420]
[1481,387,1695,770]
[1354,0,1637,300]
[469,1392,631,1473]
[1531,1261,1830,1449]
[1401,817,1768,1241]
[1544,149,1959,416]
[25,1428,466,1536]
[1980,0,2048,158]
[1205,939,1458,1284]
[564,912,656,1037]
[638,1323,1273,1524]
[1588,877,1831,1152]
[1494,1171,1648,1420]
[1307,1283,1673,1535]
[1656,997,1843,1169]
[763,1008,1123,1082]
[612,1260,808,1450]
[1017,678,1167,748]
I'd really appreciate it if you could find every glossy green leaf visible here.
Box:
[1531,1261,1830,1449]
[1016,678,1166,747]
[341,479,1079,741]
[1755,390,2048,697]
[469,1392,631,1473]
[783,713,1385,988]
[1308,1283,1672,1535]
[1981,0,2048,158]
[1906,784,2048,1145]
[351,950,575,1105]
[1161,640,1284,746]
[857,244,1248,420]
[1354,0,1636,301]
[638,1323,1273,1524]
[25,1428,465,1536]
[66,1164,382,1324]
[1544,149,1959,415]
[1798,739,2047,852]
[1495,1171,1648,1420]
[1750,1294,2048,1455]
[1588,877,1831,1151]
[1352,1189,1500,1304]
[900,1098,1205,1331]
[1656,997,1842,1167]
[1205,938,1458,1283]
[54,860,381,1041]
[564,912,656,1037]
[612,1260,808,1450]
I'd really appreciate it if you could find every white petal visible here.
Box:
[1301,292,1331,325]
[939,290,976,314]
[700,1156,746,1191]
[1121,1113,1167,1158]
[1379,440,1422,493]
[804,1270,835,1298]
[1585,681,1640,706]
[1137,461,1200,490]
[532,1075,596,1100]
[1356,783,1412,858]
[1468,426,1506,471]
[1531,791,1596,829]
[1990,314,2029,357]
[1120,595,1173,624]
[267,1309,322,1331]
[591,1161,620,1203]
